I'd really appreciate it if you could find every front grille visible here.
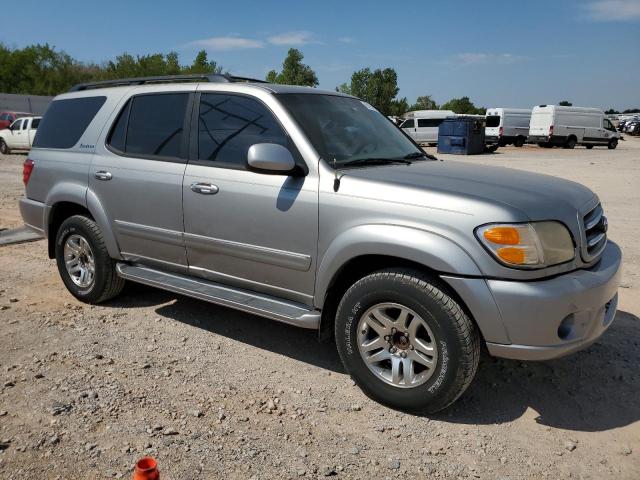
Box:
[582,203,607,261]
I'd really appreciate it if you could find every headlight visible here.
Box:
[476,222,575,269]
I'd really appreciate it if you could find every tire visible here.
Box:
[586,145,594,150]
[563,136,577,149]
[55,215,125,304]
[334,269,480,414]
[487,145,499,153]
[514,136,525,147]
[538,142,553,148]
[608,138,618,150]
[0,139,10,155]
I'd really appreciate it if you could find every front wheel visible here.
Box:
[55,215,125,304]
[608,138,618,150]
[0,139,10,155]
[334,269,480,414]
[514,136,526,147]
[564,136,577,149]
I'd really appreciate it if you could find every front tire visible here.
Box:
[0,139,10,155]
[55,215,125,303]
[334,269,480,414]
[608,138,618,149]
[514,136,525,147]
[564,136,577,149]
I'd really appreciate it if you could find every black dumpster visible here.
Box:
[437,116,486,155]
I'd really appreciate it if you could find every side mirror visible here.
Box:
[247,143,296,175]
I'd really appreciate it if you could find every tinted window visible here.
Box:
[400,119,414,129]
[124,94,188,158]
[0,114,8,121]
[22,120,28,130]
[12,119,23,130]
[486,115,501,128]
[198,93,288,166]
[417,118,444,128]
[31,118,40,129]
[107,100,131,153]
[33,97,106,149]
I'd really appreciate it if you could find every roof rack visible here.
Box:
[69,73,268,92]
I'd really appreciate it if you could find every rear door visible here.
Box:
[182,91,318,304]
[90,90,192,272]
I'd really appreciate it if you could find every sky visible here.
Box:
[3,0,640,109]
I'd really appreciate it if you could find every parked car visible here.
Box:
[626,120,640,135]
[485,108,531,147]
[528,105,621,149]
[400,110,456,146]
[0,116,41,154]
[0,111,31,130]
[20,74,621,413]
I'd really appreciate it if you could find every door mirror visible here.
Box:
[247,143,296,174]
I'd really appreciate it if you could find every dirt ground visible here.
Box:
[0,139,638,479]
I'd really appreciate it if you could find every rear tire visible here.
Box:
[538,142,553,148]
[608,138,618,150]
[514,136,525,147]
[55,215,125,304]
[0,139,10,155]
[564,136,577,149]
[586,145,594,150]
[334,269,480,414]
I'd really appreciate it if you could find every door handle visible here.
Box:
[190,182,219,195]
[94,171,113,181]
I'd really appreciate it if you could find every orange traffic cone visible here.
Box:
[133,457,159,480]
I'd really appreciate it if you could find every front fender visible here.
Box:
[314,224,482,306]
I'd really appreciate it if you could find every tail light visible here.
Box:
[23,158,34,185]
[548,125,554,137]
[498,126,504,137]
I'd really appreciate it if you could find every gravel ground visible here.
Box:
[0,139,638,479]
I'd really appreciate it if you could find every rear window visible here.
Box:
[417,118,444,128]
[108,93,188,159]
[486,115,501,128]
[33,97,106,149]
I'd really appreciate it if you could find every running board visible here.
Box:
[116,263,320,329]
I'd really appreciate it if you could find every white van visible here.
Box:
[528,105,620,149]
[485,108,531,147]
[400,110,456,145]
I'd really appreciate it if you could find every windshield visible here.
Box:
[277,93,423,167]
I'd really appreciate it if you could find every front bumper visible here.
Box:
[443,241,622,361]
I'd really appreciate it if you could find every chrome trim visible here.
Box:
[184,232,312,271]
[587,232,606,248]
[114,220,184,247]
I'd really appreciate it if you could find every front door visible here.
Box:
[182,92,318,305]
[90,90,192,272]
[9,119,26,149]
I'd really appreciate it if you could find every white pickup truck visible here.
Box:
[0,116,41,154]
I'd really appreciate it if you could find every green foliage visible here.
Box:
[605,108,619,114]
[266,49,318,87]
[558,100,572,106]
[340,67,401,116]
[409,95,438,111]
[389,97,409,117]
[440,96,485,115]
[0,44,223,95]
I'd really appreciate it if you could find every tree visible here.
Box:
[409,95,438,111]
[605,108,619,115]
[340,67,401,115]
[558,100,572,106]
[185,50,222,74]
[389,97,409,117]
[440,96,485,115]
[266,48,318,87]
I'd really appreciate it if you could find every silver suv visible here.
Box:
[20,74,622,413]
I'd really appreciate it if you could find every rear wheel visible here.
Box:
[608,138,618,150]
[334,269,480,414]
[513,136,525,147]
[55,215,125,304]
[586,145,594,150]
[564,136,577,149]
[538,142,553,148]
[0,139,10,155]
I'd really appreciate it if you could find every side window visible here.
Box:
[197,93,288,167]
[0,114,8,121]
[401,119,414,129]
[31,118,40,129]
[22,120,29,130]
[33,96,106,149]
[417,119,444,128]
[12,119,23,130]
[108,93,188,159]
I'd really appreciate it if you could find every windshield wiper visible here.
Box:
[340,157,412,168]
[402,151,437,161]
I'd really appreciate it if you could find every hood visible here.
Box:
[340,160,596,221]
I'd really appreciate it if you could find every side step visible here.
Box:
[116,263,320,329]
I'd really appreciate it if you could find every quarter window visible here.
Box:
[108,93,188,159]
[197,93,288,167]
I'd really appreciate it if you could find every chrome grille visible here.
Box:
[581,203,607,261]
